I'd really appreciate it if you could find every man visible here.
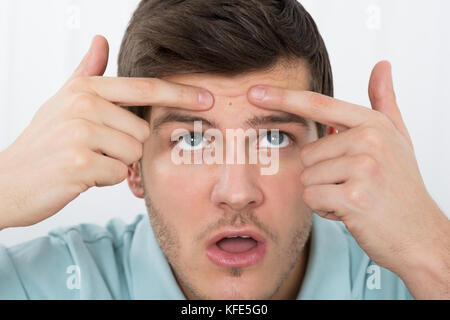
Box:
[0,0,448,299]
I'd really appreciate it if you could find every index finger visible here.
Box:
[247,85,373,131]
[69,76,214,110]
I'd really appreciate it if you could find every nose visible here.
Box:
[211,163,264,212]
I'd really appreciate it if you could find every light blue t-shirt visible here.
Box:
[0,213,413,299]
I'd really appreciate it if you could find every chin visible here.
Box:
[199,269,277,300]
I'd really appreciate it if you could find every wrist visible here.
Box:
[400,250,449,299]
[395,215,450,299]
[0,149,12,230]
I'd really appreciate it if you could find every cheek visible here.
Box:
[259,154,310,229]
[143,150,214,236]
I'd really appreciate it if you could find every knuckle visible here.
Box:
[133,78,156,97]
[377,112,397,133]
[354,154,378,176]
[374,111,391,126]
[71,93,95,113]
[68,118,93,143]
[176,85,195,106]
[277,88,290,106]
[132,141,143,161]
[359,127,383,149]
[115,163,129,182]
[299,145,311,165]
[175,85,187,102]
[66,77,85,92]
[301,187,314,206]
[299,169,309,185]
[306,91,330,109]
[344,184,369,209]
[140,121,151,141]
[70,147,92,170]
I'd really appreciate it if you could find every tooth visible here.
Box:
[225,235,251,239]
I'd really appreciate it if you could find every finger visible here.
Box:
[71,119,144,166]
[71,76,214,110]
[300,156,351,186]
[302,184,346,218]
[300,130,349,167]
[65,93,150,143]
[79,151,129,188]
[369,61,413,146]
[299,127,358,167]
[247,86,374,131]
[67,35,109,83]
[300,154,380,188]
[299,126,387,168]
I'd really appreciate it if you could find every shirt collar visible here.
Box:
[296,214,352,299]
[130,214,185,299]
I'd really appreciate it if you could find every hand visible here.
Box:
[247,61,450,299]
[0,35,213,230]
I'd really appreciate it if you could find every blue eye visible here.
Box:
[259,130,290,148]
[176,132,208,151]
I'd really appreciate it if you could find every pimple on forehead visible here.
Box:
[212,93,247,109]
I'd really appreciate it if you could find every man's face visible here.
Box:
[128,61,321,299]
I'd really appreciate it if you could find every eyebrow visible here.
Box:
[245,113,310,131]
[152,112,218,134]
[151,110,311,133]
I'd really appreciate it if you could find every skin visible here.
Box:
[127,60,322,299]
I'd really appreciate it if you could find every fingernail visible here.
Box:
[250,86,266,100]
[198,90,213,107]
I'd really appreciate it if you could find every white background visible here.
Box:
[0,0,449,246]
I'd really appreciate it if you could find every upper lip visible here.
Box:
[206,228,266,249]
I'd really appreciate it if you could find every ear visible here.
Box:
[127,161,145,198]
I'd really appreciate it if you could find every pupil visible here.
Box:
[267,131,283,145]
[184,132,202,146]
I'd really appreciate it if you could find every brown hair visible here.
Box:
[118,0,333,138]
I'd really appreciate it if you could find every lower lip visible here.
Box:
[206,241,266,268]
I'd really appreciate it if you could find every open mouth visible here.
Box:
[216,236,258,253]
[205,230,266,268]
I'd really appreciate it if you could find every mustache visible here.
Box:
[195,210,278,245]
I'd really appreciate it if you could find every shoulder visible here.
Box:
[0,214,146,299]
[48,214,144,249]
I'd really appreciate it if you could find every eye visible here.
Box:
[259,130,291,149]
[176,132,210,151]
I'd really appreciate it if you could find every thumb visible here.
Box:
[68,34,109,82]
[368,60,413,146]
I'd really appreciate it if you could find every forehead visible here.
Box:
[164,59,310,95]
[150,59,311,124]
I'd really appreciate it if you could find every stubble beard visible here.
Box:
[141,173,312,299]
